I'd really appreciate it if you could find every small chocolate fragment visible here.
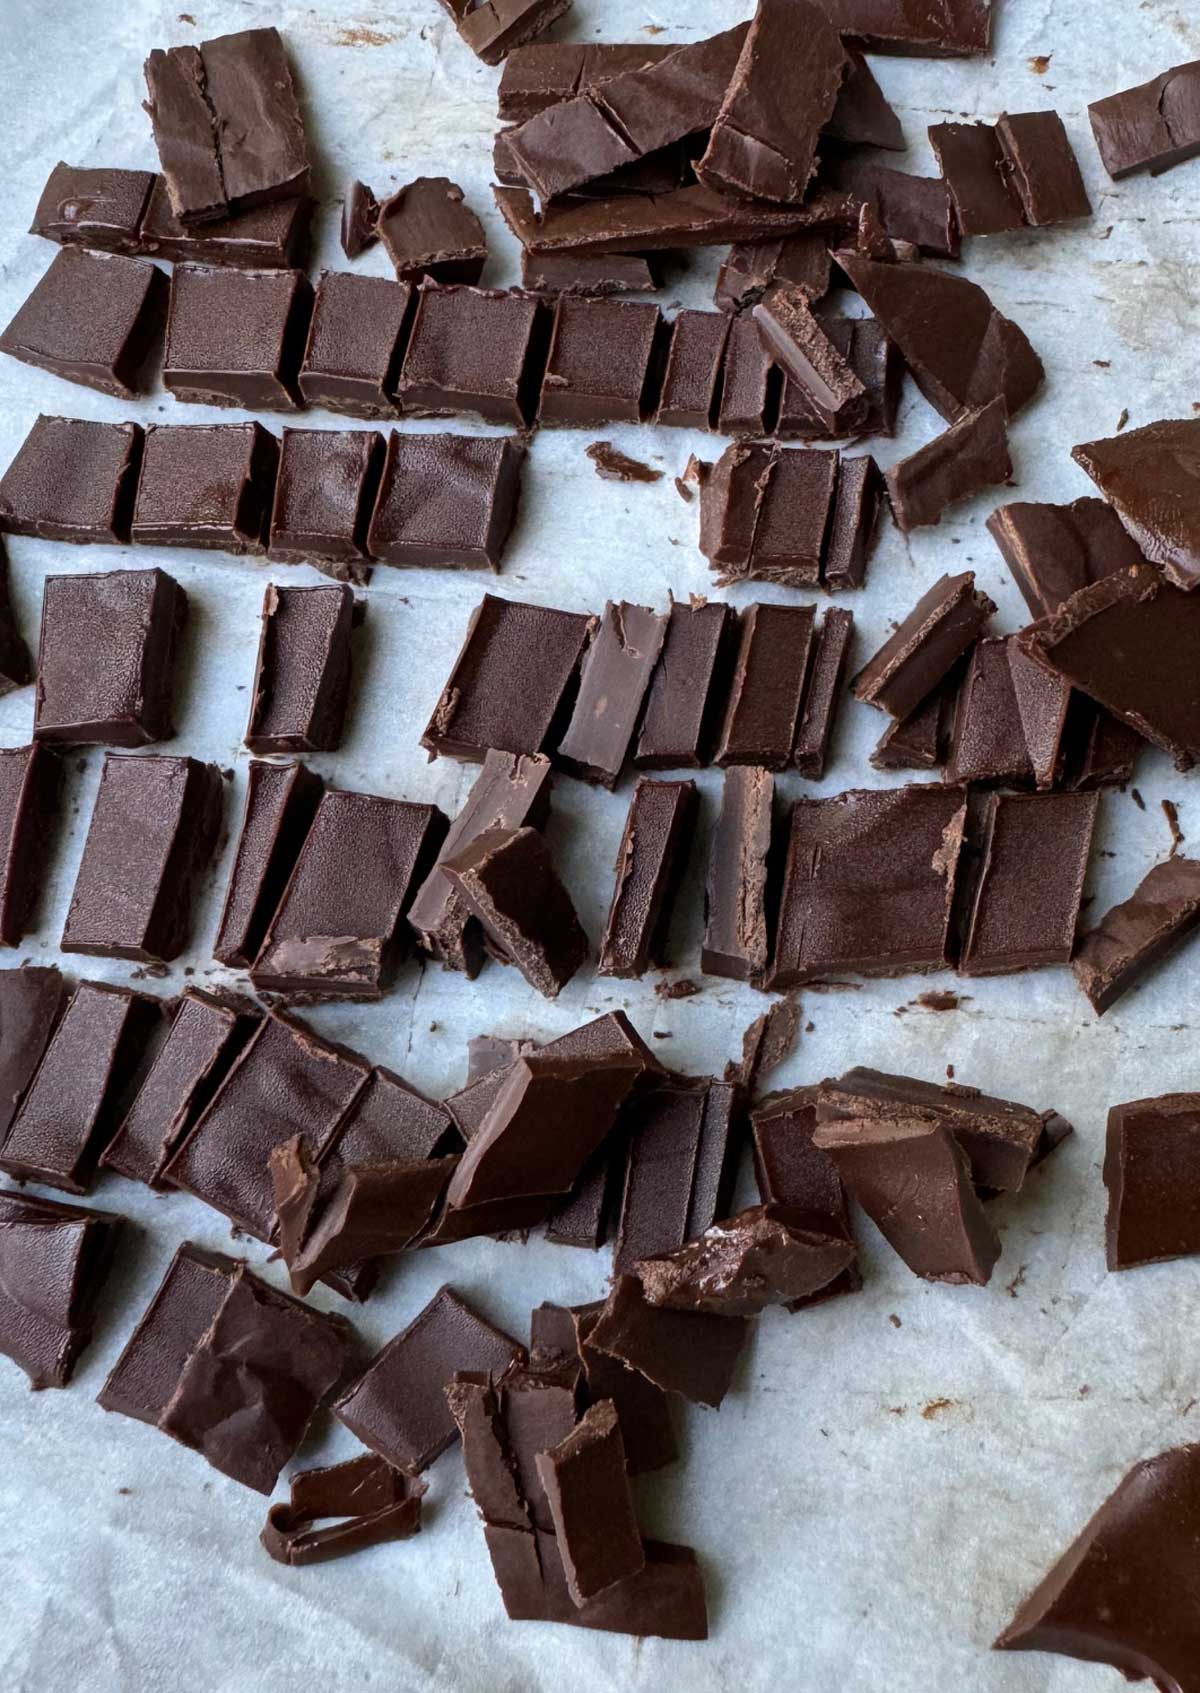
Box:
[0,548,29,697]
[716,603,817,768]
[0,966,68,1147]
[770,785,966,988]
[885,399,1011,531]
[367,433,525,571]
[702,766,774,983]
[828,50,905,148]
[0,1190,123,1389]
[750,1088,860,1306]
[811,0,992,54]
[262,1455,423,1567]
[0,415,142,545]
[598,779,696,979]
[754,286,867,435]
[1073,857,1200,1016]
[163,264,312,411]
[655,311,731,430]
[996,111,1092,225]
[1104,1094,1200,1270]
[945,636,1033,788]
[539,295,665,426]
[613,1079,740,1275]
[832,161,959,259]
[0,248,167,399]
[588,1274,747,1408]
[987,497,1145,619]
[440,0,571,66]
[635,1205,856,1316]
[0,746,60,943]
[852,570,995,720]
[585,442,661,483]
[137,177,312,269]
[715,232,832,313]
[441,828,586,999]
[131,422,278,554]
[298,271,414,418]
[447,1371,529,1527]
[568,1304,677,1474]
[1008,644,1074,789]
[635,599,737,770]
[398,284,548,427]
[341,181,380,260]
[1088,61,1200,179]
[794,608,855,778]
[244,584,358,755]
[1072,418,1200,591]
[730,996,801,1094]
[29,162,155,254]
[378,179,486,285]
[557,601,668,787]
[213,760,324,969]
[870,680,955,771]
[0,981,160,1194]
[63,755,223,963]
[535,1402,644,1605]
[960,792,1098,976]
[35,569,186,749]
[929,121,1025,236]
[423,595,595,762]
[521,253,659,295]
[266,429,384,583]
[823,455,884,591]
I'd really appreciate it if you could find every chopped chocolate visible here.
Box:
[397,284,547,427]
[367,433,525,571]
[0,1189,122,1390]
[557,601,668,787]
[0,745,60,944]
[754,286,867,435]
[440,0,570,66]
[885,398,1011,531]
[1088,60,1200,179]
[422,594,595,761]
[702,766,774,982]
[715,232,832,313]
[539,295,665,426]
[0,247,166,399]
[929,121,1025,236]
[655,310,731,430]
[521,252,660,295]
[497,43,674,120]
[298,271,414,418]
[823,454,884,591]
[261,1455,423,1566]
[499,1364,586,1530]
[794,608,855,778]
[750,1088,859,1282]
[770,785,966,988]
[568,1303,677,1474]
[163,264,312,410]
[29,162,156,254]
[0,966,68,1146]
[1072,856,1200,1015]
[244,584,357,755]
[484,1523,707,1638]
[598,779,696,979]
[131,422,278,553]
[341,181,379,260]
[870,679,955,771]
[1104,1093,1200,1270]
[852,570,995,719]
[587,1273,747,1408]
[62,755,223,962]
[613,1079,743,1275]
[1006,645,1074,790]
[774,317,899,441]
[836,250,1044,423]
[715,310,779,438]
[102,989,259,1188]
[960,792,1098,975]
[534,1402,644,1605]
[440,827,586,999]
[716,603,817,767]
[213,760,323,969]
[945,636,1033,787]
[730,995,801,1094]
[987,496,1144,618]
[1067,705,1145,791]
[447,1372,529,1527]
[585,442,662,482]
[634,599,738,770]
[266,429,384,582]
[0,415,142,545]
[328,1066,461,1167]
[832,160,960,259]
[1072,418,1200,591]
[811,0,992,54]
[699,445,841,587]
[635,1204,855,1316]
[34,568,185,748]
[378,178,486,285]
[252,788,447,1000]
[996,111,1092,225]
[143,27,309,222]
[137,177,312,269]
[0,981,161,1194]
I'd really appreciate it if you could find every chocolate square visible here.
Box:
[396,284,548,426]
[0,247,167,399]
[0,743,61,944]
[0,415,143,544]
[163,264,313,410]
[131,422,279,553]
[244,583,359,754]
[298,271,413,418]
[366,433,525,570]
[538,295,665,425]
[266,429,384,581]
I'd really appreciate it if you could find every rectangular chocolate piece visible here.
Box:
[987,496,1144,618]
[422,594,595,762]
[1007,644,1075,790]
[0,415,143,545]
[536,1402,644,1605]
[484,1523,706,1639]
[252,788,448,1000]
[702,766,774,982]
[746,449,841,588]
[885,399,1012,532]
[717,309,779,438]
[0,981,161,1194]
[0,745,59,944]
[538,296,665,426]
[0,965,68,1147]
[137,175,311,269]
[408,750,552,974]
[0,247,167,399]
[441,828,587,1000]
[770,784,966,988]
[852,570,995,719]
[556,601,668,787]
[598,779,697,978]
[929,121,1024,235]
[164,264,312,410]
[245,584,358,754]
[0,1189,123,1390]
[213,761,323,969]
[144,28,309,222]
[1105,1093,1200,1269]
[298,271,413,417]
[945,635,1031,788]
[521,252,660,295]
[63,755,223,963]
[367,433,524,571]
[0,547,30,697]
[266,429,384,583]
[34,568,186,747]
[754,286,867,434]
[131,422,278,554]
[634,599,737,770]
[377,177,487,286]
[30,162,156,254]
[1073,857,1200,1016]
[397,284,547,427]
[1089,61,1200,179]
[613,1079,740,1275]
[98,1242,233,1425]
[996,111,1092,225]
[960,791,1098,975]
[716,603,816,768]
[823,455,883,592]
[656,311,731,430]
[794,608,854,779]
[588,1274,747,1408]
[811,0,992,55]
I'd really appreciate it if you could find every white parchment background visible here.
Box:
[0,0,1198,1688]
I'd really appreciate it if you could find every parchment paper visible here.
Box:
[0,1,1198,1688]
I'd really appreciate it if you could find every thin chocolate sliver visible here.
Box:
[598,779,696,979]
[440,827,587,1000]
[0,965,69,1147]
[715,603,816,769]
[0,745,61,944]
[702,766,774,983]
[213,760,323,969]
[794,608,854,778]
[556,602,668,788]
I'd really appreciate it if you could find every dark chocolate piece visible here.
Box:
[1089,60,1200,179]
[730,996,801,1095]
[0,1189,123,1389]
[635,1204,855,1316]
[986,496,1144,618]
[213,760,323,969]
[716,309,779,438]
[440,0,570,66]
[634,599,737,770]
[823,454,883,591]
[378,179,486,285]
[598,779,696,978]
[341,181,379,260]
[34,568,186,747]
[945,636,1033,788]
[811,0,992,54]
[143,27,308,222]
[566,1303,677,1474]
[556,601,668,787]
[1008,641,1074,790]
[852,570,995,719]
[0,247,166,399]
[885,398,1011,531]
[447,1371,529,1527]
[826,49,904,148]
[0,415,143,545]
[497,44,674,120]
[62,754,223,962]
[298,271,414,418]
[655,310,731,430]
[367,433,525,571]
[0,966,68,1147]
[996,111,1092,225]
[613,1079,741,1275]
[484,1522,706,1638]
[539,296,665,426]
[1072,418,1200,592]
[163,264,312,410]
[397,284,547,427]
[131,422,278,554]
[98,1242,231,1421]
[929,121,1024,236]
[262,1455,423,1566]
[832,160,960,259]
[1104,1094,1200,1270]
[702,766,773,982]
[29,162,155,254]
[770,785,966,988]
[498,1363,586,1531]
[754,286,867,434]
[520,252,660,295]
[0,745,60,943]
[0,981,160,1194]
[716,603,816,767]
[252,788,447,1000]
[750,1088,860,1306]
[1073,856,1200,1016]
[588,1274,747,1408]
[266,429,384,582]
[870,681,954,771]
[534,1402,644,1605]
[715,232,832,313]
[794,608,854,778]
[960,792,1098,975]
[244,584,357,755]
[700,445,841,589]
[440,827,586,999]
[421,594,595,761]
[137,176,311,269]
[585,442,661,483]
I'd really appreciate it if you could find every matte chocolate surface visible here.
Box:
[996,111,1092,225]
[945,635,1033,788]
[0,247,167,399]
[63,754,223,963]
[1072,418,1200,591]
[702,765,773,982]
[1089,60,1200,179]
[535,1402,644,1605]
[747,448,842,588]
[823,454,884,591]
[137,176,312,269]
[929,120,1025,235]
[341,181,379,260]
[588,1273,747,1408]
[0,1189,123,1390]
[213,760,323,969]
[441,827,587,999]
[499,1363,587,1532]
[262,1455,424,1566]
[870,679,955,771]
[1104,1094,1200,1270]
[0,744,60,944]
[0,966,68,1147]
[397,284,547,426]
[520,253,660,295]
[828,50,905,148]
[539,295,665,426]
[960,791,1098,975]
[715,232,833,313]
[163,264,312,411]
[131,422,278,553]
[367,433,525,571]
[634,599,737,770]
[655,310,731,430]
[1072,856,1200,1016]
[557,601,667,786]
[267,429,384,582]
[794,608,854,779]
[245,584,358,755]
[30,162,156,254]
[598,778,696,978]
[378,178,487,284]
[1001,635,1079,791]
[885,398,1011,531]
[811,0,992,54]
[852,570,995,720]
[613,1078,741,1275]
[987,496,1144,618]
[716,603,816,767]
[754,286,867,435]
[298,271,414,417]
[34,568,186,747]
[441,0,571,67]
[833,160,959,259]
[0,415,143,545]
[716,309,779,439]
[635,1204,856,1316]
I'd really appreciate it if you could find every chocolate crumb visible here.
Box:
[1093,359,1111,368]
[1131,788,1146,811]
[1116,408,1130,432]
[946,1064,955,1079]
[1162,799,1185,854]
[655,977,700,1000]
[1029,54,1051,73]
[1006,1263,1028,1298]
[914,990,970,1012]
[674,476,694,502]
[586,441,663,484]
[921,1398,956,1420]
[888,1314,902,1329]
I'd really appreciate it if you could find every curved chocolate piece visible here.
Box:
[1073,856,1200,1015]
[1072,418,1200,592]
[0,1189,123,1389]
[262,1455,424,1566]
[634,1204,857,1315]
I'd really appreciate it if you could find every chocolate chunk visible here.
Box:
[63,755,223,962]
[700,445,841,589]
[213,760,323,969]
[837,250,1044,423]
[945,636,1033,787]
[138,177,312,269]
[498,1364,586,1531]
[298,271,414,417]
[1073,856,1200,1015]
[823,454,884,591]
[521,253,660,295]
[832,160,960,259]
[1088,60,1200,179]
[0,981,161,1194]
[995,1442,1200,1687]
[634,599,738,770]
[1007,644,1074,789]
[484,1522,706,1638]
[328,1066,460,1167]
[635,1204,855,1316]
[262,1455,423,1566]
[750,1089,860,1305]
[557,601,668,786]
[336,1286,524,1472]
[0,1190,123,1389]
[702,766,774,982]
[613,1079,742,1276]
[715,318,778,442]
[378,178,486,285]
[730,996,801,1094]
[775,317,900,442]
[1104,1094,1200,1270]
[534,1402,644,1605]
[0,745,60,943]
[539,295,665,426]
[102,989,259,1188]
[99,1242,229,1421]
[1072,418,1200,591]
[29,162,156,254]
[497,43,675,119]
[144,27,308,222]
[440,0,570,66]
[163,264,312,410]
[754,286,868,434]
[585,442,661,483]
[852,570,995,719]
[0,248,167,399]
[870,679,955,771]
[131,421,278,553]
[244,584,358,754]
[0,966,68,1146]
[996,111,1092,224]
[1065,704,1142,792]
[35,568,186,748]
[598,779,696,979]
[715,232,833,313]
[0,415,143,545]
[771,784,966,988]
[341,181,379,260]
[588,1274,747,1408]
[422,594,595,761]
[715,604,816,767]
[794,608,854,778]
[447,1372,530,1527]
[960,791,1098,975]
[811,0,992,54]
[440,827,586,999]
[561,1304,676,1474]
[266,429,383,583]
[367,433,525,571]
[929,121,1025,235]
[655,311,731,430]
[987,496,1144,618]
[397,283,549,427]
[827,49,904,148]
[885,398,1011,531]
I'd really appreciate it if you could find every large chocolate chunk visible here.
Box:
[0,745,60,943]
[1073,857,1200,1016]
[0,247,167,399]
[0,966,68,1146]
[833,161,959,259]
[885,399,1011,531]
[0,1190,123,1389]
[587,1274,747,1408]
[811,0,992,54]
[750,1088,859,1305]
[987,496,1144,618]
[163,264,312,410]
[298,271,413,417]
[1072,418,1200,591]
[245,584,358,754]
[613,1079,741,1275]
[378,178,486,284]
[702,766,774,983]
[634,599,737,769]
[367,433,525,571]
[213,760,323,969]
[29,162,155,254]
[1105,1094,1200,1270]
[634,1204,856,1315]
[929,120,1024,235]
[716,603,817,767]
[996,111,1092,225]
[441,827,587,999]
[598,778,696,979]
[960,792,1098,975]
[852,570,995,719]
[557,601,667,787]
[137,176,312,269]
[266,429,384,582]
[1089,61,1200,179]
[0,415,143,545]
[131,422,278,554]
[397,284,547,426]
